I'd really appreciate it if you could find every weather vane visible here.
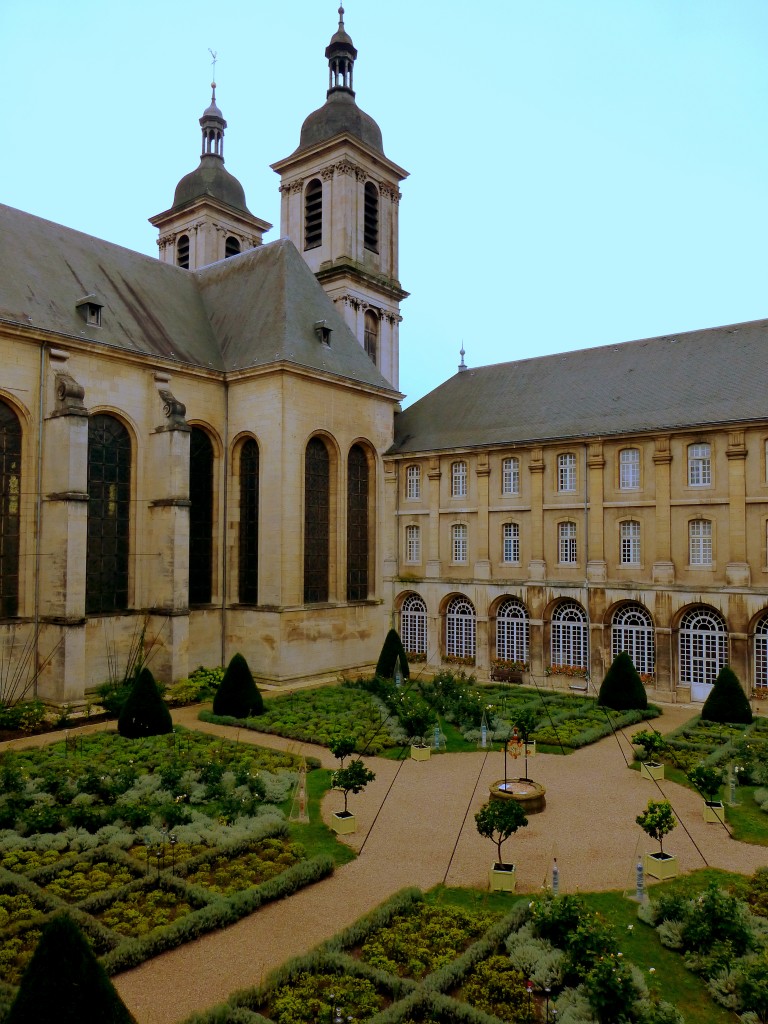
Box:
[208,48,218,84]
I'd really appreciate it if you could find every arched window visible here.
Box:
[611,604,655,678]
[86,414,131,615]
[619,448,640,489]
[502,523,520,564]
[189,428,214,605]
[679,606,727,700]
[347,444,369,601]
[401,594,427,656]
[225,236,241,259]
[405,524,420,563]
[689,519,713,566]
[620,520,641,565]
[446,595,476,661]
[304,179,323,249]
[304,437,330,603]
[364,310,379,365]
[451,460,467,497]
[176,234,190,269]
[551,600,588,671]
[754,614,768,691]
[496,598,529,664]
[502,457,519,495]
[0,402,21,618]
[406,464,421,500]
[688,443,712,486]
[364,182,379,252]
[558,453,576,492]
[452,523,468,563]
[558,521,577,564]
[238,439,259,604]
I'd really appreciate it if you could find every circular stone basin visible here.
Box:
[489,778,546,814]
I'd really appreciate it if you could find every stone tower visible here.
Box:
[271,6,408,389]
[150,83,271,270]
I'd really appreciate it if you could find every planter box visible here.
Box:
[490,667,524,684]
[640,761,665,781]
[331,811,357,835]
[644,852,678,880]
[411,744,431,761]
[704,801,725,824]
[489,863,516,892]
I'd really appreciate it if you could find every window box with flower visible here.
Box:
[490,659,528,683]
[443,654,476,667]
[545,664,589,680]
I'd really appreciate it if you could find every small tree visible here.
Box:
[509,708,539,781]
[7,913,136,1024]
[701,665,752,725]
[375,628,411,681]
[117,667,172,738]
[212,653,264,719]
[687,763,725,804]
[398,695,436,746]
[329,736,357,766]
[636,799,677,857]
[332,758,376,815]
[631,728,668,764]
[475,799,528,866]
[598,651,648,711]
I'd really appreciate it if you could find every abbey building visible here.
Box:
[2,10,768,707]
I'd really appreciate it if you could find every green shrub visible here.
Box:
[598,651,648,710]
[117,668,173,738]
[375,629,411,681]
[212,654,264,719]
[701,666,753,724]
[474,799,528,865]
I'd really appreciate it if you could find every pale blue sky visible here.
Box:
[3,1,768,406]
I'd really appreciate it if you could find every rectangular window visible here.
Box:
[558,453,576,492]
[558,521,577,564]
[619,448,640,490]
[689,519,713,565]
[405,524,421,563]
[620,520,640,564]
[452,523,468,563]
[502,457,520,495]
[688,443,712,487]
[503,522,520,563]
[406,464,421,500]
[451,461,467,498]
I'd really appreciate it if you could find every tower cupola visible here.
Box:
[326,6,357,95]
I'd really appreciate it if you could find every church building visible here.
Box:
[2,8,768,708]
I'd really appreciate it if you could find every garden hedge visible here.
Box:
[701,666,752,725]
[213,654,264,719]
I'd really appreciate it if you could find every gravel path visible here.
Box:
[4,706,766,1023]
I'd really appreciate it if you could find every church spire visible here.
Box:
[199,78,226,159]
[326,5,358,97]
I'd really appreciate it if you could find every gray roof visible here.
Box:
[297,90,383,155]
[0,203,396,391]
[392,320,768,454]
[172,155,250,214]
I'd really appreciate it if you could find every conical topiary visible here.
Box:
[117,667,172,738]
[375,628,411,681]
[701,665,752,724]
[597,651,648,710]
[7,913,136,1024]
[212,652,264,718]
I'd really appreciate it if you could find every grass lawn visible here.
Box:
[285,767,357,868]
[726,786,768,846]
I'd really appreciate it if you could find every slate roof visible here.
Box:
[391,320,768,454]
[0,203,396,392]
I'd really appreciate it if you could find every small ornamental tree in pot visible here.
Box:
[688,763,726,823]
[375,628,411,682]
[331,758,376,835]
[329,736,357,766]
[212,653,264,719]
[598,651,648,711]
[398,695,436,760]
[636,799,678,879]
[117,667,173,738]
[509,707,539,781]
[475,798,528,891]
[631,728,668,781]
[701,665,753,725]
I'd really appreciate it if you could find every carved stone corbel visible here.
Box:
[157,389,189,430]
[53,372,87,417]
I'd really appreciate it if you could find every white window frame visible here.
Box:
[558,521,577,564]
[406,464,421,500]
[689,519,713,566]
[446,595,476,660]
[688,443,712,487]
[452,523,468,563]
[451,460,467,498]
[620,520,641,565]
[405,524,421,563]
[679,606,727,691]
[502,522,520,564]
[400,594,427,655]
[755,614,768,690]
[619,448,640,490]
[611,604,655,677]
[496,597,529,664]
[558,453,576,493]
[550,600,588,670]
[502,456,520,495]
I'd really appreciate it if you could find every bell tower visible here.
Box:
[271,6,408,389]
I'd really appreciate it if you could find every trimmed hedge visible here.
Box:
[212,654,264,719]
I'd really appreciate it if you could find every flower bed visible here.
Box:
[180,838,307,895]
[95,883,200,938]
[38,857,140,903]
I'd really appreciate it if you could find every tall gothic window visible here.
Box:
[446,595,476,661]
[611,604,655,678]
[679,606,727,696]
[550,600,588,671]
[401,593,427,656]
[86,414,131,615]
[496,598,529,664]
[364,182,379,252]
[364,310,379,365]
[304,437,330,603]
[238,439,259,604]
[0,402,21,618]
[754,614,768,691]
[304,179,323,249]
[189,428,214,605]
[347,445,369,601]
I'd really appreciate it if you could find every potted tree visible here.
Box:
[509,708,539,780]
[636,799,678,879]
[398,695,436,761]
[631,728,667,781]
[688,763,726,823]
[330,758,376,835]
[475,798,528,892]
